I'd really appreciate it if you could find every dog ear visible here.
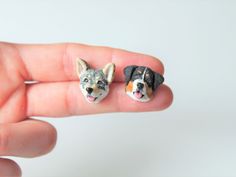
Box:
[103,63,115,84]
[76,58,89,77]
[123,65,137,85]
[153,72,164,91]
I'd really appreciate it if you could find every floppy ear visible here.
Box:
[153,72,164,91]
[76,58,89,77]
[123,65,137,85]
[103,63,115,84]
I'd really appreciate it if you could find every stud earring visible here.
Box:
[123,65,164,102]
[76,58,115,103]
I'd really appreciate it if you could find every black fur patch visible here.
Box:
[123,66,164,91]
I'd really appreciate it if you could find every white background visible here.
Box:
[0,0,236,177]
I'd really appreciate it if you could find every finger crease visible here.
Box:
[62,43,74,81]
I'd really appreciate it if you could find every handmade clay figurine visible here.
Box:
[76,58,115,103]
[124,65,164,102]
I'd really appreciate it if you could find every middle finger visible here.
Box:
[0,119,57,157]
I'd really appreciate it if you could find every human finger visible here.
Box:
[15,43,164,82]
[0,158,21,177]
[26,81,173,117]
[0,119,57,157]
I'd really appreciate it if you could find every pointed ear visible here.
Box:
[76,58,89,77]
[153,72,164,91]
[103,63,115,84]
[123,65,137,84]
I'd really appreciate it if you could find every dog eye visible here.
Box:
[97,80,103,85]
[83,78,89,82]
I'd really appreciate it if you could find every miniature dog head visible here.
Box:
[124,65,164,102]
[76,58,115,103]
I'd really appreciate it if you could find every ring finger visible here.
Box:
[0,119,57,157]
[0,158,21,177]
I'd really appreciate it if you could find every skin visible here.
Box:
[0,42,173,177]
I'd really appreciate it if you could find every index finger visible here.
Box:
[15,43,164,82]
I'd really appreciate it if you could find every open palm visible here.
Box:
[0,42,173,177]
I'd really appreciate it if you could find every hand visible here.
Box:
[0,42,173,176]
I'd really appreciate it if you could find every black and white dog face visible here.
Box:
[124,66,164,102]
[76,58,115,103]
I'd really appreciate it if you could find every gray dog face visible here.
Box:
[79,69,109,103]
[76,58,115,103]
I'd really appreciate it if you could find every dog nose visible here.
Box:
[137,83,144,90]
[86,87,93,94]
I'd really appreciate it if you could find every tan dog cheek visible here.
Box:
[147,86,153,98]
[125,81,133,92]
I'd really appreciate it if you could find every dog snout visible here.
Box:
[137,83,144,90]
[86,87,93,94]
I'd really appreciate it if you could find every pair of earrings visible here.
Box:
[76,58,164,103]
